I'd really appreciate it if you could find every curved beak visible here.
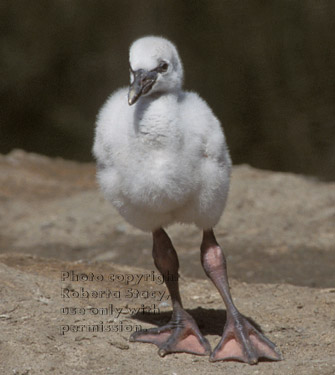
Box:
[128,69,158,106]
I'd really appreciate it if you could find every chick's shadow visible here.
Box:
[131,307,263,336]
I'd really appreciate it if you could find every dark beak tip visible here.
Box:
[128,95,137,106]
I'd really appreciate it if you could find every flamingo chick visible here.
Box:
[93,36,282,364]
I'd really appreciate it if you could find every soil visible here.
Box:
[0,149,334,374]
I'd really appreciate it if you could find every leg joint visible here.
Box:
[201,244,227,276]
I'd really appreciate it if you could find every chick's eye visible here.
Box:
[158,61,169,72]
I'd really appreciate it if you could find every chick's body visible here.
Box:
[93,86,231,231]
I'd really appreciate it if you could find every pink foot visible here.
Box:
[130,310,211,357]
[211,314,282,364]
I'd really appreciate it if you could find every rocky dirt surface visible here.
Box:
[0,150,334,374]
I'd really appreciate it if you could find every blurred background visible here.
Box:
[1,0,334,180]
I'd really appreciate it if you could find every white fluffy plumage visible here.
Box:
[93,36,231,231]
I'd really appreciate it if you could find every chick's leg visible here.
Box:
[201,229,282,364]
[130,228,210,357]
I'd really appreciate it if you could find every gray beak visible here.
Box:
[128,69,158,106]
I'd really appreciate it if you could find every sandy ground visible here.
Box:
[0,150,334,374]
